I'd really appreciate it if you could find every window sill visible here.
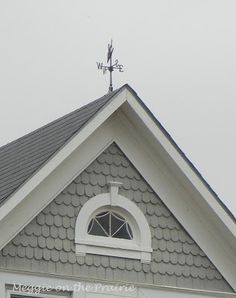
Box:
[75,239,152,263]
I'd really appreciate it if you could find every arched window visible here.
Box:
[75,182,152,263]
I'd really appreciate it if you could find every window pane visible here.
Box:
[88,218,108,236]
[113,223,132,239]
[96,212,110,235]
[87,218,94,233]
[126,222,133,239]
[111,212,125,236]
[111,212,125,221]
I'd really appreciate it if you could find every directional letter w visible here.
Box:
[97,62,103,70]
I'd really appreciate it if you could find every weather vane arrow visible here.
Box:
[97,40,124,93]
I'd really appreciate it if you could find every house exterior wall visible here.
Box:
[0,143,232,293]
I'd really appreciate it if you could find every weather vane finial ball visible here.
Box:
[97,40,124,93]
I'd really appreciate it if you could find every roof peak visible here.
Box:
[0,84,129,151]
[1,83,234,223]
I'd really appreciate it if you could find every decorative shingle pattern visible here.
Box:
[0,143,232,292]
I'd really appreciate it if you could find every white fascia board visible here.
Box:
[0,88,127,223]
[125,89,236,238]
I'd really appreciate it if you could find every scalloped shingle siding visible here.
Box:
[0,143,232,292]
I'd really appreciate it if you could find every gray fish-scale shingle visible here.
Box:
[0,88,122,205]
[0,143,233,292]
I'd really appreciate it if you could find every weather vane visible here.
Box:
[97,40,124,93]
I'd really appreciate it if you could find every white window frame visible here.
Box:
[6,289,68,298]
[75,182,152,263]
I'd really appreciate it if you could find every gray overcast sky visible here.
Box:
[0,1,236,216]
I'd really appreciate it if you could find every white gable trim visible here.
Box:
[125,89,236,238]
[0,120,115,251]
[0,86,235,291]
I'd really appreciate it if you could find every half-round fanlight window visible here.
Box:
[75,182,152,262]
[87,210,133,240]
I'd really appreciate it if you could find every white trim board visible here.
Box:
[125,89,235,236]
[0,271,235,298]
[0,86,235,290]
[0,120,116,251]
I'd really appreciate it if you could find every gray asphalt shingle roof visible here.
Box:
[0,87,122,205]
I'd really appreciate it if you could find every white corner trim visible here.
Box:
[75,183,152,263]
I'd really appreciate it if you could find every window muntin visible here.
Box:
[87,210,133,239]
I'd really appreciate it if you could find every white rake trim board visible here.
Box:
[125,89,236,237]
[0,88,127,223]
[0,122,116,251]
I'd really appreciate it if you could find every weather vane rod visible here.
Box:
[97,40,124,93]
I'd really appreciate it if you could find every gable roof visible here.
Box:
[0,84,235,291]
[0,84,235,223]
[0,87,122,206]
